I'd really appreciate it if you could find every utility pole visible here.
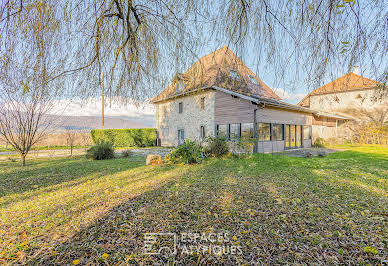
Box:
[101,72,104,129]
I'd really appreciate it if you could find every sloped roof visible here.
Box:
[298,72,381,107]
[151,46,281,103]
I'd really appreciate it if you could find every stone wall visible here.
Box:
[155,90,215,146]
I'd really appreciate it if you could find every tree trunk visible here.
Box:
[70,145,73,156]
[21,153,26,166]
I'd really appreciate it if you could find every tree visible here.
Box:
[80,131,92,152]
[0,87,54,166]
[0,0,386,101]
[0,1,63,166]
[64,128,78,156]
[344,106,388,144]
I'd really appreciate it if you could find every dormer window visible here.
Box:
[176,82,183,93]
[249,74,258,85]
[229,70,239,80]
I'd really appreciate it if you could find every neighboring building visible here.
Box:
[298,67,387,139]
[151,46,346,151]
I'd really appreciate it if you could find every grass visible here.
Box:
[0,145,387,264]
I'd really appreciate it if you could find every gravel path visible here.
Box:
[0,147,171,161]
[118,148,171,158]
[283,147,346,157]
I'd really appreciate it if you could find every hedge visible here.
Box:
[90,128,157,147]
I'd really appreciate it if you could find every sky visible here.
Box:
[53,86,307,122]
[54,0,386,122]
[49,97,155,126]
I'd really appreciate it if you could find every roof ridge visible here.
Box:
[152,46,282,102]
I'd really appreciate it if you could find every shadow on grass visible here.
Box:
[0,156,144,201]
[7,149,387,265]
[29,159,229,265]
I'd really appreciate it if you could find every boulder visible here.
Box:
[318,151,327,157]
[146,154,162,165]
[303,151,313,158]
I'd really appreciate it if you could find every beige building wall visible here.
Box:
[312,125,337,141]
[309,89,386,114]
[309,88,387,141]
[156,90,215,146]
[256,106,312,125]
[214,91,313,125]
[214,91,256,124]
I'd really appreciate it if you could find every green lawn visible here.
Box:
[0,145,387,264]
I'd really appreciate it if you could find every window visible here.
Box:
[272,124,284,141]
[178,102,183,113]
[303,125,311,140]
[241,123,254,138]
[178,129,185,145]
[249,74,258,85]
[200,126,205,140]
[161,127,169,138]
[229,70,240,80]
[258,123,271,141]
[200,97,205,110]
[176,81,183,93]
[230,123,241,139]
[217,124,227,137]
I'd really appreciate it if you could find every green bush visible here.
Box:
[313,137,326,148]
[90,128,156,147]
[204,135,229,157]
[86,141,115,160]
[165,140,202,164]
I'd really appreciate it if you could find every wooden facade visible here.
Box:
[213,91,313,152]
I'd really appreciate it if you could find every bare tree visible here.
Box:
[64,128,78,156]
[80,131,92,152]
[0,1,63,166]
[343,106,388,144]
[0,88,54,166]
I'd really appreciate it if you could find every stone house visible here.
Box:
[151,46,346,151]
[298,68,387,140]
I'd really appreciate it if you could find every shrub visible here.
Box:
[165,140,202,164]
[90,128,156,147]
[313,137,326,148]
[86,141,115,160]
[121,149,134,158]
[204,135,229,157]
[229,137,255,156]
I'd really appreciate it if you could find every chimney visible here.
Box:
[352,66,359,75]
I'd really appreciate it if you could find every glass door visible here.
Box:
[296,125,302,148]
[290,125,296,148]
[285,125,290,149]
